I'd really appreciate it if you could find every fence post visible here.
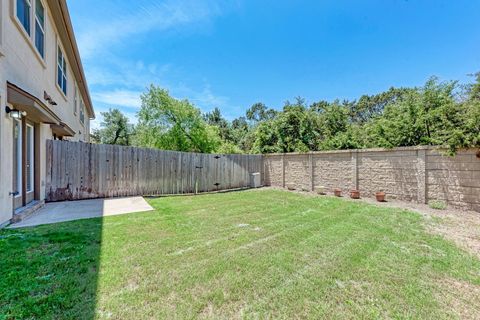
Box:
[417,149,427,204]
[351,150,359,190]
[282,154,286,188]
[310,152,314,191]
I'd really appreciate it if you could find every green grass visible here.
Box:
[1,189,479,319]
[429,200,448,210]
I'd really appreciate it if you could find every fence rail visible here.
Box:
[46,140,263,202]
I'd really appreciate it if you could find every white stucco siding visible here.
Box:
[0,0,93,225]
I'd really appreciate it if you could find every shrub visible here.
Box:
[428,200,447,210]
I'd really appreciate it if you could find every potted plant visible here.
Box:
[286,183,296,191]
[350,190,360,199]
[315,186,326,195]
[375,191,386,202]
[334,188,342,197]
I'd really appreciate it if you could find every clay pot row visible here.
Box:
[287,184,386,202]
[333,188,386,202]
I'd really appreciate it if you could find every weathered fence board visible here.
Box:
[45,140,263,202]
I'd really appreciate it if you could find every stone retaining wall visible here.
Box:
[263,147,480,212]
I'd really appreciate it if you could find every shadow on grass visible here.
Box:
[0,217,103,319]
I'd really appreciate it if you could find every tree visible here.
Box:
[367,77,473,153]
[230,116,252,152]
[252,98,321,153]
[204,107,232,141]
[92,108,133,145]
[348,87,412,123]
[246,103,277,123]
[135,86,221,153]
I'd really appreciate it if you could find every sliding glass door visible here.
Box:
[12,119,36,209]
[13,119,23,209]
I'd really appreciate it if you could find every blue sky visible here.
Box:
[68,0,480,127]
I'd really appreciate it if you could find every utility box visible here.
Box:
[250,172,262,188]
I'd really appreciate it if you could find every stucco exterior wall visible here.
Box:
[264,147,480,212]
[0,0,92,225]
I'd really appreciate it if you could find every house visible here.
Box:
[0,0,95,226]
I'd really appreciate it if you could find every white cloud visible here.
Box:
[77,0,233,58]
[73,0,243,130]
[193,85,229,107]
[91,90,143,109]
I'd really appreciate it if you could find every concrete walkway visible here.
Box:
[9,197,154,228]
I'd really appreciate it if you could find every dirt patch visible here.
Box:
[359,197,480,259]
[436,277,480,319]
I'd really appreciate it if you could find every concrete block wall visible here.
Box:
[263,155,284,187]
[313,152,354,193]
[263,147,480,212]
[357,150,420,202]
[284,154,311,190]
[426,149,480,211]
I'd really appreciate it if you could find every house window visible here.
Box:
[80,98,85,124]
[34,0,45,58]
[74,85,78,115]
[57,46,67,95]
[16,0,31,35]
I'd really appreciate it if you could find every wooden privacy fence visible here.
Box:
[46,140,263,202]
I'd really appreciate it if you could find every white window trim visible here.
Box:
[26,124,34,193]
[34,0,46,59]
[56,42,68,100]
[10,0,46,67]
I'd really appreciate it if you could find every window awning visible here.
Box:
[51,122,76,137]
[7,82,61,125]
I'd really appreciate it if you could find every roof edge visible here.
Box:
[47,0,95,119]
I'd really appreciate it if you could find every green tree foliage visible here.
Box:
[106,73,479,155]
[135,86,220,153]
[252,98,321,153]
[246,103,278,123]
[91,108,133,145]
[204,107,232,141]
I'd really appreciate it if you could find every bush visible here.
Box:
[428,200,447,210]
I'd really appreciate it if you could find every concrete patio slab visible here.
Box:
[9,197,154,228]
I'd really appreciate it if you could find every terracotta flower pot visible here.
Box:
[286,183,296,191]
[376,192,386,202]
[350,190,360,199]
[334,188,342,197]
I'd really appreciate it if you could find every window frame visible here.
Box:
[11,0,46,66]
[16,0,31,36]
[74,84,78,115]
[34,0,45,58]
[56,45,68,97]
[79,97,85,126]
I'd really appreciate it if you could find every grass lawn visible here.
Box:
[1,189,479,319]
